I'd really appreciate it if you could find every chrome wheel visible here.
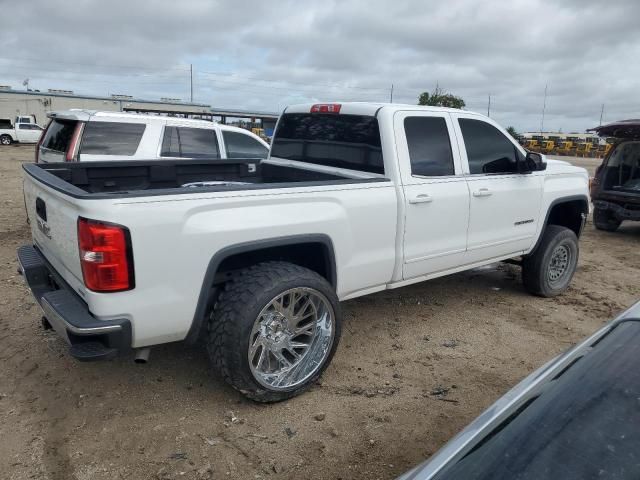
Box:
[0,136,10,145]
[248,287,335,391]
[548,244,571,285]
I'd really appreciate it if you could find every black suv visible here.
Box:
[589,120,640,231]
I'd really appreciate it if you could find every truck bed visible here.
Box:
[24,158,386,199]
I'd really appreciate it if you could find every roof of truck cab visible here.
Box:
[284,102,472,116]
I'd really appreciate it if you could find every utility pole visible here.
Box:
[390,84,394,103]
[487,94,491,117]
[599,103,605,126]
[540,83,548,135]
[190,64,193,103]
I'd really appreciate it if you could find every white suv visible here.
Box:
[37,110,270,163]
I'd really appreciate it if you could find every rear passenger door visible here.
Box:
[452,113,543,262]
[395,111,470,279]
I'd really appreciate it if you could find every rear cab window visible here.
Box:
[270,113,384,174]
[80,121,146,156]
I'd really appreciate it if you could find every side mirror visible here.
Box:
[519,151,547,173]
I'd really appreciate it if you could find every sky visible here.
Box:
[0,0,638,132]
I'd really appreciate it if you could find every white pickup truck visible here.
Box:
[0,121,45,145]
[17,102,589,402]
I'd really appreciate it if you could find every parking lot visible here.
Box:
[1,146,638,480]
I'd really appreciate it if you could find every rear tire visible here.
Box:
[593,207,621,232]
[522,225,578,297]
[0,135,12,145]
[207,261,341,402]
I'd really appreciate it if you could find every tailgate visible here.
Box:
[23,172,84,289]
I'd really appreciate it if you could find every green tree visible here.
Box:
[418,86,465,109]
[506,126,519,138]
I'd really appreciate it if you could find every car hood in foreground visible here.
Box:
[400,301,640,480]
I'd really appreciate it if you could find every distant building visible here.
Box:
[0,87,212,125]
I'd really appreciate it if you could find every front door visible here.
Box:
[396,111,470,279]
[452,114,543,263]
[16,124,43,143]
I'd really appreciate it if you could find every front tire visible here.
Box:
[0,135,12,145]
[593,207,621,232]
[207,261,341,402]
[522,225,579,297]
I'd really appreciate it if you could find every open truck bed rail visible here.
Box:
[24,158,388,199]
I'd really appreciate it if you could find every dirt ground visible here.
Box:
[1,146,638,480]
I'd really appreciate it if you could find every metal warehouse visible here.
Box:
[0,87,212,125]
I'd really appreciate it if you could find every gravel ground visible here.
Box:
[1,146,638,480]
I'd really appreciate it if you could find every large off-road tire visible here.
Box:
[593,207,621,232]
[207,261,341,402]
[522,225,579,297]
[0,135,12,145]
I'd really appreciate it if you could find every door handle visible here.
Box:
[409,193,433,204]
[473,188,492,197]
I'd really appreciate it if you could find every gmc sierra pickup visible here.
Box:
[17,102,589,402]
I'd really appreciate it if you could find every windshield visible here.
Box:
[270,113,384,174]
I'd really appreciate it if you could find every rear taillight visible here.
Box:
[66,122,84,162]
[78,218,134,292]
[310,103,341,113]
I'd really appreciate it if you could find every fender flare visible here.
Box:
[185,234,337,344]
[527,194,589,256]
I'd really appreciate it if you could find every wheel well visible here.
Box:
[546,199,588,237]
[214,241,336,289]
[186,237,336,344]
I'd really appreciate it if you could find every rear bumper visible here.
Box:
[17,245,131,361]
[594,200,640,221]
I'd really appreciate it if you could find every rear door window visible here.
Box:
[80,121,145,156]
[405,116,455,176]
[222,131,268,158]
[41,119,78,152]
[270,113,384,174]
[161,126,220,158]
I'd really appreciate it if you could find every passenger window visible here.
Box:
[80,122,146,156]
[459,119,522,174]
[19,124,30,130]
[160,126,180,156]
[161,127,219,158]
[222,131,268,159]
[405,117,454,176]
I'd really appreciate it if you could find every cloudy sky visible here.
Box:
[1,0,638,132]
